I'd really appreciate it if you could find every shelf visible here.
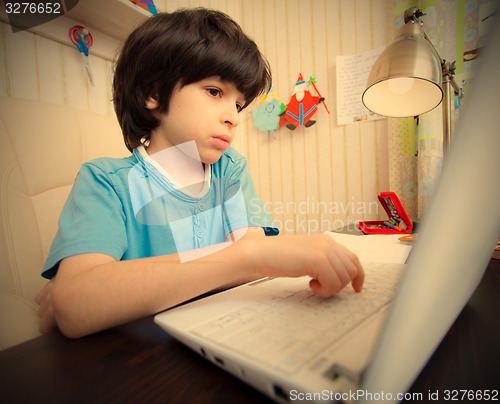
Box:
[0,0,155,61]
[64,0,152,41]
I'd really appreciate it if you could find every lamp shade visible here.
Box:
[362,21,443,117]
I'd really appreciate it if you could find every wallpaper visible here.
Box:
[1,0,397,234]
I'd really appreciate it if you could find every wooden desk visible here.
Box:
[0,315,273,403]
[1,260,498,403]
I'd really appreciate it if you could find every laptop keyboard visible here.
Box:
[190,262,405,373]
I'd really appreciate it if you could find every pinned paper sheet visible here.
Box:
[336,47,385,125]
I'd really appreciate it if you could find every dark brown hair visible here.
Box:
[113,8,272,152]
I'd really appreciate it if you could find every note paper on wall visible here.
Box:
[336,47,385,126]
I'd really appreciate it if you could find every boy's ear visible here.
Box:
[145,95,160,110]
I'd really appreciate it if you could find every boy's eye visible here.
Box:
[207,88,222,97]
[206,86,244,112]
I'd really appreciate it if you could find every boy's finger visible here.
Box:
[351,264,365,292]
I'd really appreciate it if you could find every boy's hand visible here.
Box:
[245,234,364,297]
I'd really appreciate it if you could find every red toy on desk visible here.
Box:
[358,192,413,235]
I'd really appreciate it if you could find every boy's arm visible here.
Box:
[209,227,267,292]
[36,233,363,339]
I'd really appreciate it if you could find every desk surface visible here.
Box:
[1,259,498,404]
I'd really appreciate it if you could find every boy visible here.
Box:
[36,8,364,338]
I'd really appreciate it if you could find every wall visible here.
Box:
[0,0,393,234]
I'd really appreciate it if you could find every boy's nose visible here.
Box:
[221,106,240,128]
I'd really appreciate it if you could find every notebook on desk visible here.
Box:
[155,20,500,404]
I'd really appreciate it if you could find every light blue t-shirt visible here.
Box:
[42,147,278,279]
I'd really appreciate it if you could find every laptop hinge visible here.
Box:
[324,363,362,384]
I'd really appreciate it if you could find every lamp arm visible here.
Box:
[404,7,463,155]
[441,60,463,154]
[444,64,461,96]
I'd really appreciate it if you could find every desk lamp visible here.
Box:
[362,7,461,154]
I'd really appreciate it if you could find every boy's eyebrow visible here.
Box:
[203,77,246,101]
[199,75,225,84]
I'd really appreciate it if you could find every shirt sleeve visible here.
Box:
[221,152,279,237]
[42,163,128,279]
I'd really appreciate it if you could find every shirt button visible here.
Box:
[198,204,205,211]
[196,230,203,238]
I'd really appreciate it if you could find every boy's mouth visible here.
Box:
[212,136,231,149]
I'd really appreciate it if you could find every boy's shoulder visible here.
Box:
[81,154,137,177]
[213,147,249,177]
[219,147,246,166]
[212,147,252,178]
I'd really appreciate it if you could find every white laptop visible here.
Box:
[155,20,500,403]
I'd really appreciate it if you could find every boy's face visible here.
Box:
[146,77,246,165]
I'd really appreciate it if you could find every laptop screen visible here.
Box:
[360,19,500,401]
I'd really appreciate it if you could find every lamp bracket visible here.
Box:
[404,7,425,24]
[442,60,461,96]
[403,7,462,98]
[442,60,455,80]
